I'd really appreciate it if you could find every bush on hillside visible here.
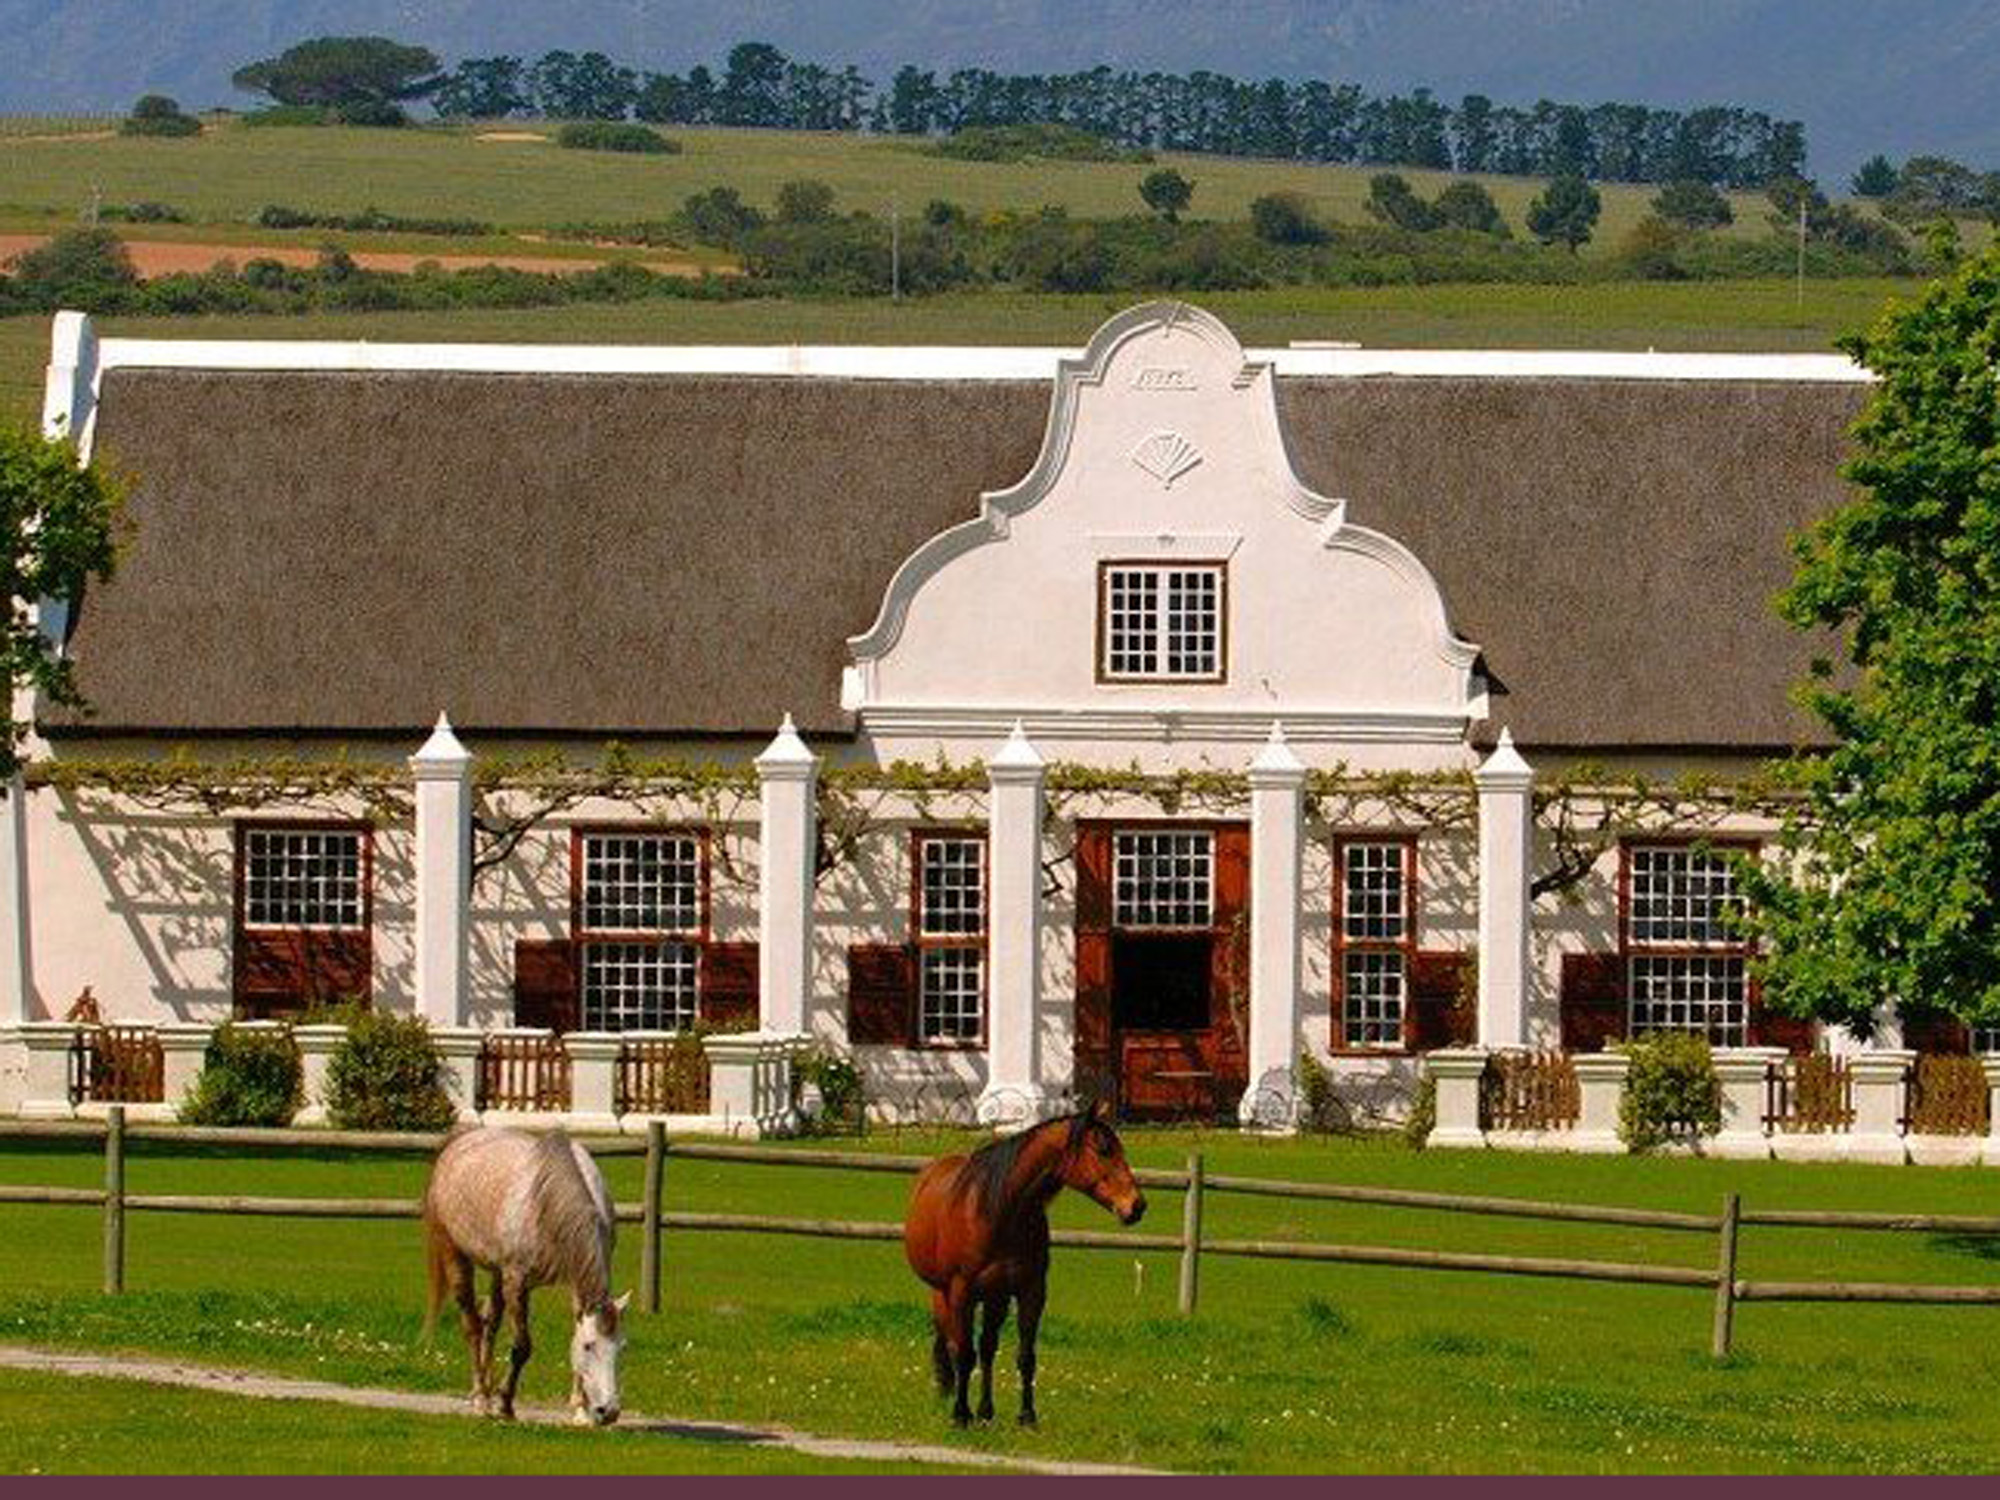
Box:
[242,105,337,128]
[928,122,1151,165]
[100,202,187,224]
[324,1010,459,1131]
[1251,192,1329,246]
[178,1023,304,1127]
[121,95,201,138]
[556,121,679,154]
[4,228,141,312]
[257,204,494,236]
[1617,1031,1723,1152]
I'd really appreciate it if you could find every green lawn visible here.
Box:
[0,120,1792,249]
[0,1366,966,1474]
[0,278,1913,430]
[1,1129,1997,1473]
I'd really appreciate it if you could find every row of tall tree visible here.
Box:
[424,40,1805,187]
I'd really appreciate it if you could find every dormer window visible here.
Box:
[1098,562,1227,683]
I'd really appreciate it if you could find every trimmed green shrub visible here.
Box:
[1403,1073,1437,1150]
[929,123,1150,165]
[795,1049,865,1135]
[1296,1048,1349,1134]
[556,121,679,154]
[1618,1031,1723,1152]
[324,1011,458,1132]
[179,1023,303,1127]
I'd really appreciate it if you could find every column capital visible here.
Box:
[410,713,473,781]
[1247,721,1308,789]
[1474,728,1534,792]
[987,721,1046,786]
[756,714,818,782]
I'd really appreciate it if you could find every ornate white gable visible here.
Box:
[845,302,1484,767]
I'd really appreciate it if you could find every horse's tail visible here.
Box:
[421,1204,446,1345]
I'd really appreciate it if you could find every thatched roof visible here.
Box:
[50,364,1864,751]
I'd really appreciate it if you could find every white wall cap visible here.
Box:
[988,719,1046,778]
[1475,728,1534,787]
[755,713,817,775]
[410,712,472,773]
[1248,721,1308,782]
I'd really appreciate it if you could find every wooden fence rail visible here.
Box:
[3,1110,1997,1358]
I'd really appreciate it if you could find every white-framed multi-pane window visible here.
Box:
[575,830,705,1032]
[1624,843,1752,1047]
[1975,1027,2000,1056]
[1336,839,1414,1050]
[1113,830,1215,929]
[915,833,986,1046]
[241,826,368,931]
[1099,563,1226,682]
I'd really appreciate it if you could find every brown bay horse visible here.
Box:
[423,1127,630,1425]
[903,1100,1146,1426]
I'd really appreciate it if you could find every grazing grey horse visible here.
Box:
[423,1127,630,1425]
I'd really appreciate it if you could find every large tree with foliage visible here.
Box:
[232,36,442,110]
[0,428,123,780]
[1740,250,2000,1034]
[1526,174,1601,252]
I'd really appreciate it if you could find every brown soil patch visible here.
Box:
[0,234,709,279]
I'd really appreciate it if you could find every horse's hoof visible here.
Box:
[977,1406,995,1423]
[1018,1411,1038,1429]
[570,1408,594,1429]
[952,1410,973,1429]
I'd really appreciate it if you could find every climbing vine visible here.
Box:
[24,743,1803,900]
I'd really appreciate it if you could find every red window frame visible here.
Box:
[232,819,375,1017]
[569,825,713,1033]
[910,829,989,1051]
[1619,836,1759,1046]
[1331,834,1419,1055]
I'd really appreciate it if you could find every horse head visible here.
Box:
[568,1291,630,1426]
[1062,1099,1147,1226]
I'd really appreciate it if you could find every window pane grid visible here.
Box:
[1628,846,1743,947]
[1102,564,1223,681]
[243,828,364,930]
[1342,842,1408,942]
[919,949,984,1044]
[919,838,985,938]
[1113,831,1214,928]
[581,833,701,935]
[581,940,699,1032]
[1976,1027,2000,1055]
[1629,955,1747,1046]
[1343,952,1406,1049]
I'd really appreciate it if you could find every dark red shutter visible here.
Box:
[1901,1008,1971,1056]
[1560,952,1627,1052]
[303,931,372,1007]
[1209,826,1251,1062]
[514,939,579,1033]
[1073,825,1114,1092]
[1750,1002,1817,1055]
[847,943,916,1045]
[699,943,759,1032]
[1409,950,1473,1051]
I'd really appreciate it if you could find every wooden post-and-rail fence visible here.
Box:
[6,1110,2000,1357]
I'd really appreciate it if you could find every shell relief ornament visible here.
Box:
[1131,429,1204,489]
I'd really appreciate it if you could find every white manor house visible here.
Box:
[4,300,1996,1155]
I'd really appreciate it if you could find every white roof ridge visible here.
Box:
[79,328,1874,385]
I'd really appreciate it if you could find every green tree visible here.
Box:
[1433,180,1507,235]
[1526,173,1601,252]
[775,179,837,224]
[1738,250,2000,1035]
[1139,168,1194,223]
[6,228,141,312]
[231,36,442,111]
[1363,173,1440,232]
[0,426,124,780]
[1851,154,1900,198]
[1649,177,1734,229]
[1249,191,1327,245]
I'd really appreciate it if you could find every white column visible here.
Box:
[756,716,817,1038]
[979,724,1050,1126]
[1474,731,1535,1049]
[0,775,33,1025]
[158,1022,212,1117]
[704,1033,803,1139]
[1425,1047,1490,1149]
[1710,1047,1784,1159]
[410,715,473,1028]
[1846,1049,1913,1165]
[1240,723,1307,1130]
[564,1033,622,1133]
[432,1027,484,1124]
[1571,1052,1630,1153]
[1983,1057,2000,1169]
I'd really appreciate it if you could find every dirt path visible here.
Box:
[0,235,712,279]
[0,1345,1165,1476]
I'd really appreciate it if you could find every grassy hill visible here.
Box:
[0,119,1786,250]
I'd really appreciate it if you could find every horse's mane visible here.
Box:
[959,1111,1084,1215]
[528,1131,614,1306]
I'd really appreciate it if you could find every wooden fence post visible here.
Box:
[1179,1151,1204,1317]
[103,1106,125,1296]
[642,1122,666,1315]
[1711,1192,1740,1358]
